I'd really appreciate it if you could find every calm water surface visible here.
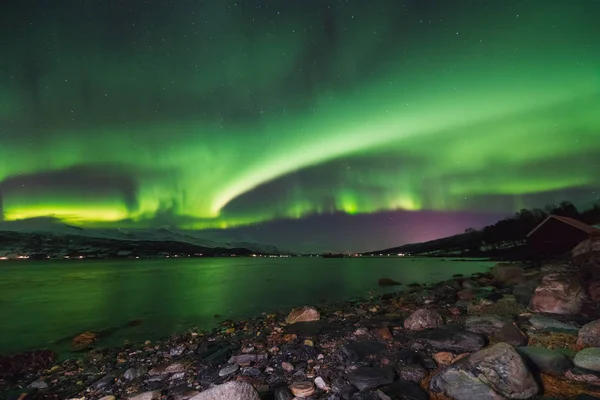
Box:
[0,257,493,355]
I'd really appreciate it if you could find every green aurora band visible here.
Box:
[1,1,599,229]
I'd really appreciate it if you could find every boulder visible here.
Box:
[189,382,260,400]
[588,280,600,302]
[574,348,600,372]
[404,309,443,331]
[579,320,600,348]
[573,237,600,258]
[492,263,525,284]
[430,343,539,399]
[412,329,486,353]
[497,321,528,347]
[528,274,584,315]
[516,346,572,375]
[286,306,320,324]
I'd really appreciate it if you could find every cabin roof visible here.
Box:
[527,215,600,238]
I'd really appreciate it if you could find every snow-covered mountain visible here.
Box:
[0,219,281,256]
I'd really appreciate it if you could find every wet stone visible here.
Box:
[574,348,600,372]
[516,346,572,375]
[380,379,430,400]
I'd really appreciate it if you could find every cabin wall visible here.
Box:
[528,218,590,256]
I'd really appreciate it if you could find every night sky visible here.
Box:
[1,1,599,252]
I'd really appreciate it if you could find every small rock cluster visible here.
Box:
[2,239,600,400]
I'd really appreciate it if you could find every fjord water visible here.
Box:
[0,257,493,355]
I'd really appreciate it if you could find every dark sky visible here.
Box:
[1,0,599,252]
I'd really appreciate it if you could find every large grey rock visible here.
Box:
[529,314,578,332]
[574,348,600,372]
[412,329,486,353]
[579,320,600,348]
[529,274,584,315]
[513,281,539,306]
[464,315,506,336]
[189,382,259,400]
[516,346,572,375]
[404,309,443,331]
[430,343,539,399]
[492,264,525,284]
[347,367,395,391]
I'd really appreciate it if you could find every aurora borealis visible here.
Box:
[1,0,600,251]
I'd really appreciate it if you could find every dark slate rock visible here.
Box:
[197,343,237,364]
[496,321,528,347]
[273,385,294,400]
[341,342,387,363]
[381,379,430,400]
[340,385,359,400]
[430,343,539,399]
[285,321,348,338]
[516,347,572,375]
[464,315,506,336]
[395,349,421,365]
[513,280,539,306]
[412,329,486,353]
[396,364,427,382]
[347,367,395,391]
[350,391,382,400]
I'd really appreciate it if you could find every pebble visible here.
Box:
[218,364,239,377]
[289,382,315,397]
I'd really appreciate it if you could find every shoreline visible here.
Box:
[2,257,600,399]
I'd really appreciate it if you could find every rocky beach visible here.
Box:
[2,239,600,400]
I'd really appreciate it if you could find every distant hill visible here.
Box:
[365,199,600,259]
